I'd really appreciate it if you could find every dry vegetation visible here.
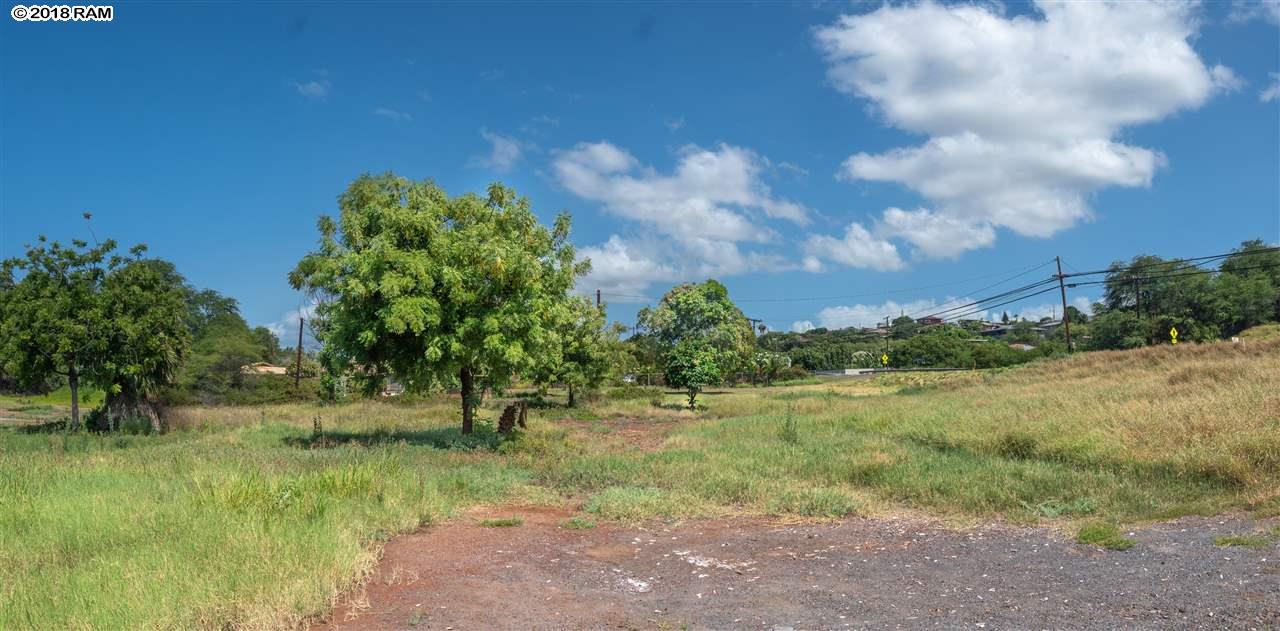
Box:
[1,337,1276,628]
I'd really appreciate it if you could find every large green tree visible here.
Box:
[92,259,191,431]
[290,174,585,433]
[0,223,189,431]
[637,279,754,385]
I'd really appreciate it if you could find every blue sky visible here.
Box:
[2,1,1278,339]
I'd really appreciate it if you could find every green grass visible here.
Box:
[561,516,597,529]
[1077,521,1137,550]
[478,517,524,528]
[1214,533,1276,548]
[2,337,1277,627]
[0,385,104,409]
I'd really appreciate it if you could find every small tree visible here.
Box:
[533,296,611,407]
[638,279,754,385]
[664,341,722,410]
[290,174,585,433]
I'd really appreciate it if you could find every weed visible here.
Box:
[778,401,800,445]
[1213,533,1274,548]
[479,517,523,528]
[562,516,597,529]
[1077,521,1137,551]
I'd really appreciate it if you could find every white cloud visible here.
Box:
[1261,74,1280,103]
[577,235,794,300]
[814,297,974,330]
[802,222,903,271]
[554,141,811,239]
[777,161,810,178]
[294,79,330,99]
[1229,0,1280,25]
[879,207,996,259]
[665,117,686,131]
[791,320,816,333]
[373,107,412,122]
[265,303,318,342]
[815,1,1234,257]
[471,129,523,173]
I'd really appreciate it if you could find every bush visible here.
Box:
[776,366,810,381]
[604,385,664,401]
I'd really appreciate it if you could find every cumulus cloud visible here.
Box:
[471,129,523,173]
[553,141,811,238]
[556,141,819,295]
[294,79,330,98]
[577,235,794,300]
[813,297,974,330]
[801,222,903,271]
[1262,74,1280,103]
[791,320,816,333]
[815,0,1234,257]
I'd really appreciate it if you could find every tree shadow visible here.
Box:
[283,424,513,451]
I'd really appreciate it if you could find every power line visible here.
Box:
[1060,246,1280,279]
[1065,260,1280,288]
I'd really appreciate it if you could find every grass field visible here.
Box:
[1,338,1276,628]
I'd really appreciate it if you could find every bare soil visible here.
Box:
[319,508,1278,630]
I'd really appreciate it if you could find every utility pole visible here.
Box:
[596,289,601,310]
[1055,256,1073,352]
[746,317,763,336]
[295,317,304,389]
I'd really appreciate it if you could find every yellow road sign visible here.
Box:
[1170,326,1178,345]
[881,353,889,366]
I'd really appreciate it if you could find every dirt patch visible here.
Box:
[319,511,1278,630]
[559,417,680,452]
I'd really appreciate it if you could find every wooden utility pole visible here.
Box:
[596,289,601,310]
[295,317,304,389]
[1055,256,1073,352]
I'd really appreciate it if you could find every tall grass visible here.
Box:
[1,338,1275,628]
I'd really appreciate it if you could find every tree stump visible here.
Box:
[497,401,529,434]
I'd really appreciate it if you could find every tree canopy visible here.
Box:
[0,224,190,431]
[289,174,586,432]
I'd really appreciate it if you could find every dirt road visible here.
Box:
[321,508,1278,630]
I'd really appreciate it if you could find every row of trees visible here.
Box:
[1087,240,1279,349]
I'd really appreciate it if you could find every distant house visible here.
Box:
[241,362,288,376]
[916,316,944,326]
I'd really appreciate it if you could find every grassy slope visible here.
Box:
[1,338,1276,628]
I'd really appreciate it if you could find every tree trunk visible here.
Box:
[460,366,475,434]
[567,383,576,408]
[105,391,164,434]
[687,389,697,410]
[68,370,80,431]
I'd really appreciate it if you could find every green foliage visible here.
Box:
[530,296,612,407]
[1077,521,1136,550]
[664,341,723,409]
[561,516,597,529]
[1089,240,1280,350]
[890,315,919,339]
[289,174,586,432]
[750,350,790,385]
[638,279,754,378]
[478,517,523,527]
[0,222,190,431]
[1213,533,1275,548]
